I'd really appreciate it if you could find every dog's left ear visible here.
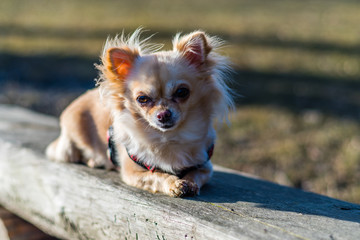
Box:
[174,31,212,67]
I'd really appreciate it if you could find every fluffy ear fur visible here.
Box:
[105,47,138,80]
[173,31,212,67]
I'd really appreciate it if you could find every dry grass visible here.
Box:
[214,107,360,203]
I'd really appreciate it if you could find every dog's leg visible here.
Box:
[47,117,112,169]
[46,127,81,164]
[47,126,112,169]
[120,150,199,197]
[181,161,213,195]
[76,141,111,169]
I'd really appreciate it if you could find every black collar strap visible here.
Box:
[127,143,214,178]
[107,126,214,178]
[107,126,120,166]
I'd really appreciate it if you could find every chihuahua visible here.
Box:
[46,29,234,197]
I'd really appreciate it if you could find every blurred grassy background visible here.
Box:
[1,0,360,203]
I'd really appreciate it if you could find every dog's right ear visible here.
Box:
[105,48,138,80]
[174,31,212,68]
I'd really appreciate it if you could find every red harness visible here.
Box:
[107,126,214,178]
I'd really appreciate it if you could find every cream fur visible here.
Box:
[47,29,234,197]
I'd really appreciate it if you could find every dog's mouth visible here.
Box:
[157,122,176,130]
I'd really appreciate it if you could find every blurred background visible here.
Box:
[0,0,359,203]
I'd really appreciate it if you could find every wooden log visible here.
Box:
[0,104,359,240]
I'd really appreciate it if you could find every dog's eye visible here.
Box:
[173,87,190,99]
[137,96,152,104]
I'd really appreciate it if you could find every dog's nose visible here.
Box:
[157,110,172,123]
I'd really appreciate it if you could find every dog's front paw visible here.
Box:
[168,179,199,198]
[86,158,114,170]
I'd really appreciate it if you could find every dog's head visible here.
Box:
[97,30,233,133]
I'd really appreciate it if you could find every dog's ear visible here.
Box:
[174,31,212,67]
[105,47,138,80]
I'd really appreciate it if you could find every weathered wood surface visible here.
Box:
[0,104,360,240]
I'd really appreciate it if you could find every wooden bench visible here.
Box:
[0,104,359,240]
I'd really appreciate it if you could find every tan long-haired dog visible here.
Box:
[46,29,234,197]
